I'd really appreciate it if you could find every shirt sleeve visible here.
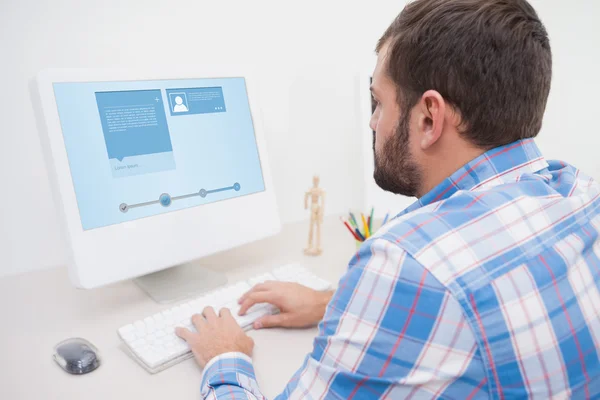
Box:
[201,238,488,399]
[200,352,266,400]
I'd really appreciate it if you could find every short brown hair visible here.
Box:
[377,0,552,149]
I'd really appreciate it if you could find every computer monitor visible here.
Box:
[34,68,280,302]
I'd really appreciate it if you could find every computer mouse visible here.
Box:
[53,338,101,375]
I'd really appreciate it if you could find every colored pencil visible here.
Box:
[348,211,359,229]
[382,212,390,226]
[341,218,361,241]
[369,207,374,232]
[361,213,371,238]
[355,228,366,241]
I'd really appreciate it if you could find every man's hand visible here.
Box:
[238,282,333,329]
[175,307,254,368]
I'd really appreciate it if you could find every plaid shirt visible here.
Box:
[201,139,600,399]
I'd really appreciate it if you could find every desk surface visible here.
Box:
[0,216,356,399]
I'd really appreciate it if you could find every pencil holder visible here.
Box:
[342,209,389,252]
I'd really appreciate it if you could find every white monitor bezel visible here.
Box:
[36,68,280,288]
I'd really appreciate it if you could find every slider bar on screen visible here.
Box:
[119,182,241,213]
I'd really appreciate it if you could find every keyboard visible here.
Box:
[117,264,332,373]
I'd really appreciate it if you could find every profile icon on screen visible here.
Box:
[173,96,189,113]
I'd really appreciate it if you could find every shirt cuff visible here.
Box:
[200,352,260,398]
[202,351,253,378]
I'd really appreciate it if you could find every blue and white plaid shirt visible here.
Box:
[200,139,600,399]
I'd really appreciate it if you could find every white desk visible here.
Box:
[0,217,356,399]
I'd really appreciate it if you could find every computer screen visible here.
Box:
[52,78,265,230]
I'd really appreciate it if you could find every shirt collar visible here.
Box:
[398,139,549,217]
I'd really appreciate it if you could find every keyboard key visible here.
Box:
[230,282,251,297]
[119,324,134,334]
[153,313,164,322]
[248,273,276,287]
[134,330,146,339]
[188,299,204,313]
[173,341,188,353]
[170,305,183,318]
[180,303,192,313]
[163,332,178,343]
[119,330,136,342]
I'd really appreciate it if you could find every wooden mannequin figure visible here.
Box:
[304,175,325,256]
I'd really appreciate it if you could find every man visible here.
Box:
[176,0,600,398]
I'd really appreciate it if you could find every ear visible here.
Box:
[417,90,446,150]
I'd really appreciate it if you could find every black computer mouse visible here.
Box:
[53,338,101,375]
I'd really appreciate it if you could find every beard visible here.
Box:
[373,112,421,197]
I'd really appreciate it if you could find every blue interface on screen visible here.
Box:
[53,77,265,230]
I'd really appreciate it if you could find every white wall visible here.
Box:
[0,0,598,278]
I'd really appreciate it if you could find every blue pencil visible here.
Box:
[355,228,366,241]
[382,212,390,226]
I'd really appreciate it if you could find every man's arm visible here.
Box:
[180,238,488,399]
[199,352,265,400]
[175,282,334,399]
[272,239,487,399]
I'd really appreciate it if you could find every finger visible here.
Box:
[191,313,206,330]
[175,327,195,342]
[219,308,241,328]
[253,313,288,329]
[238,291,276,316]
[238,282,273,304]
[202,306,217,322]
[219,307,232,318]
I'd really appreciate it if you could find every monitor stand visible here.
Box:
[134,264,227,304]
